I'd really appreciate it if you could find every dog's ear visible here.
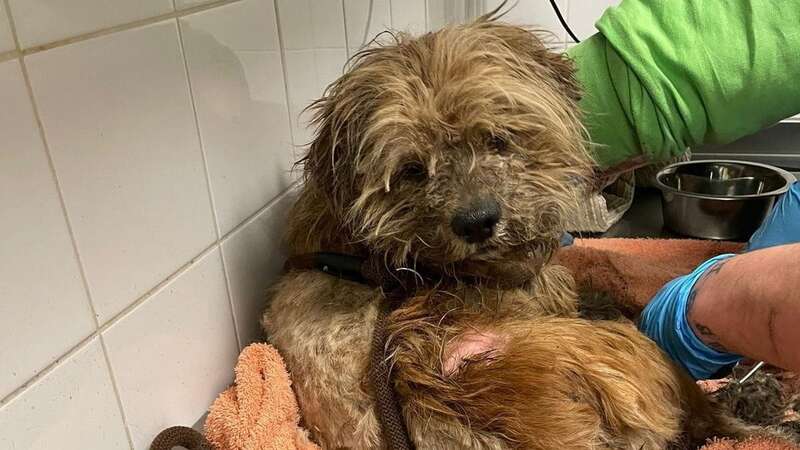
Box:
[302,92,356,213]
[477,20,581,102]
[289,54,384,252]
[300,41,405,212]
[287,94,355,252]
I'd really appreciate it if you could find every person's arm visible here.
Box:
[687,244,800,373]
[638,182,800,379]
[567,0,800,171]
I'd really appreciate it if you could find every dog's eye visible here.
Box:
[399,163,426,182]
[488,135,507,153]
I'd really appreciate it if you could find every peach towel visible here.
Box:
[204,343,319,450]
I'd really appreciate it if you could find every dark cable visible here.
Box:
[548,0,580,43]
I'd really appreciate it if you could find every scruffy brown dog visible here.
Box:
[263,15,748,450]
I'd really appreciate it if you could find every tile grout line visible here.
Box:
[424,0,429,31]
[99,242,223,336]
[96,336,135,450]
[173,10,243,351]
[220,181,299,244]
[105,5,178,448]
[5,2,159,445]
[272,0,298,149]
[218,247,245,350]
[27,57,135,444]
[0,334,99,406]
[12,0,243,57]
[0,12,125,448]
[340,0,351,59]
[0,49,18,63]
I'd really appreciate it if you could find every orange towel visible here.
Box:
[555,238,744,315]
[204,343,319,450]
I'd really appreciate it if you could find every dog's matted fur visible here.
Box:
[263,12,750,450]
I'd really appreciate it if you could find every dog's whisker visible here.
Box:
[395,267,424,286]
[415,234,433,249]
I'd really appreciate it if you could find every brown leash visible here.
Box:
[149,426,211,450]
[370,304,415,450]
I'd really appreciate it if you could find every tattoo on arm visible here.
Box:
[692,321,728,352]
[686,260,723,314]
[687,278,728,352]
[703,259,728,278]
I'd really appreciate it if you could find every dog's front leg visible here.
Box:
[528,263,580,317]
[263,271,385,449]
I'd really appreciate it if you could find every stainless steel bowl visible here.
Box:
[655,160,795,240]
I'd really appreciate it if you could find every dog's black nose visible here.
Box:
[451,198,501,244]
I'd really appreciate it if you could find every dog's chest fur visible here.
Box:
[262,265,578,449]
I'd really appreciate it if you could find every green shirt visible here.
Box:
[568,0,800,170]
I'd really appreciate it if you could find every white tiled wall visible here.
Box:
[179,0,294,234]
[26,20,217,323]
[8,0,174,49]
[0,59,96,401]
[0,1,617,449]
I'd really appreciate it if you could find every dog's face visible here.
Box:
[296,20,592,266]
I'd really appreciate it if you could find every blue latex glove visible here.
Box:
[638,254,741,380]
[746,181,800,252]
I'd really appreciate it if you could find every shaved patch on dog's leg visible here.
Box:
[443,330,508,376]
